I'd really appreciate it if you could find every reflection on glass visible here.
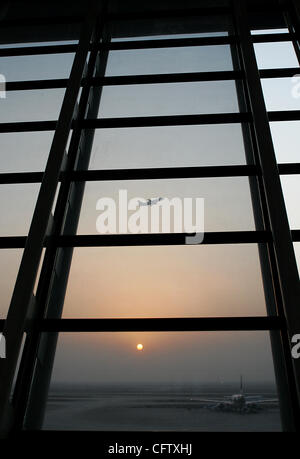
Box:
[0,131,54,172]
[43,331,281,432]
[251,28,289,35]
[0,249,23,319]
[0,183,40,236]
[112,32,230,42]
[109,15,231,41]
[87,124,248,170]
[0,40,78,49]
[61,244,266,319]
[106,45,234,76]
[98,81,240,118]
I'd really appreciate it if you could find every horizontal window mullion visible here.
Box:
[0,172,44,184]
[6,68,300,92]
[82,113,250,129]
[6,67,299,93]
[260,68,300,79]
[1,32,293,58]
[6,79,68,91]
[278,163,300,175]
[0,165,256,185]
[0,231,272,249]
[4,71,242,92]
[292,230,300,242]
[90,71,242,86]
[0,114,247,133]
[0,44,78,57]
[252,33,294,43]
[69,165,257,181]
[0,236,27,249]
[34,316,284,333]
[101,35,236,51]
[0,34,236,58]
[0,33,293,58]
[268,110,300,122]
[4,164,300,185]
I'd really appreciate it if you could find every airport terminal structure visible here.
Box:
[0,0,300,435]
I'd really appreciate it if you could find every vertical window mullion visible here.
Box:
[0,3,101,437]
[21,27,111,433]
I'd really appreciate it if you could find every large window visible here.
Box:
[0,0,300,435]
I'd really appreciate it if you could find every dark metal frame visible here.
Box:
[0,0,102,436]
[0,0,300,435]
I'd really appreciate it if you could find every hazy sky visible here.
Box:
[0,32,299,386]
[51,331,276,384]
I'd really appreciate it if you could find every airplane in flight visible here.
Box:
[192,376,278,414]
[138,197,164,207]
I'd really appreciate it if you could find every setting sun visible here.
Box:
[136,344,144,351]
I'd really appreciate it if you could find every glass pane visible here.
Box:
[43,331,281,432]
[270,121,300,163]
[0,89,65,123]
[254,42,298,69]
[77,178,255,234]
[1,53,74,81]
[0,183,40,236]
[0,131,54,172]
[281,175,300,229]
[106,45,234,76]
[62,244,266,318]
[261,78,300,112]
[87,124,248,170]
[99,81,240,118]
[0,249,23,319]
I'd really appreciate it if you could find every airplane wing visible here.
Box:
[189,398,229,404]
[244,395,278,403]
[246,399,278,404]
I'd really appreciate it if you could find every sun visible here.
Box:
[136,343,144,351]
